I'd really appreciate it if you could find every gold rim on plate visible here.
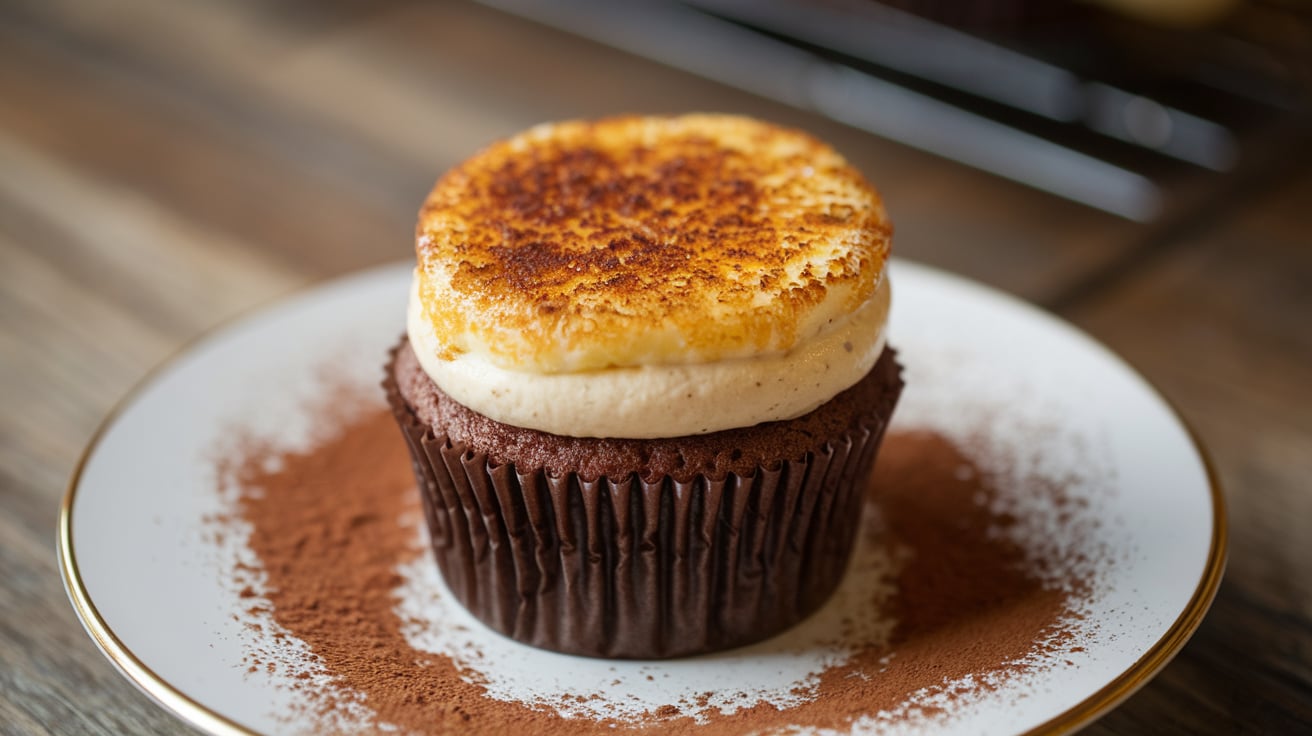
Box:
[57,262,1229,736]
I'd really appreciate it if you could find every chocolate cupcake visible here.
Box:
[384,114,903,659]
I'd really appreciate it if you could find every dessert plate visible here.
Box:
[60,260,1225,735]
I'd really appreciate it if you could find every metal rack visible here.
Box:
[476,0,1308,222]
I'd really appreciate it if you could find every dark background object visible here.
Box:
[481,0,1311,222]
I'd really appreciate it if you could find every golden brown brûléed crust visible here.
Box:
[415,114,891,373]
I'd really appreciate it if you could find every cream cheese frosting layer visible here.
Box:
[414,114,892,374]
[407,272,889,439]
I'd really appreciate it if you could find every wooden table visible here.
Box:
[2,1,1309,733]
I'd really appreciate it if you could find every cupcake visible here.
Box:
[384,114,903,659]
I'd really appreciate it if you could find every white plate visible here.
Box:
[60,260,1225,735]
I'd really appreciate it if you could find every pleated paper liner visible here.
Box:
[383,345,902,659]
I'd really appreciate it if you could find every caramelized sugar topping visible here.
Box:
[416,115,891,372]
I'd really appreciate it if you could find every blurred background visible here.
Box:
[2,1,1310,734]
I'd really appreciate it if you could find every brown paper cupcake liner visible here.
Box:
[383,349,899,659]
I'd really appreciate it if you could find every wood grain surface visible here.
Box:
[1,1,1308,734]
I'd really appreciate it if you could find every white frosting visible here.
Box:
[406,272,889,439]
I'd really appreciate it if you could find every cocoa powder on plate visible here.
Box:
[219,388,1090,734]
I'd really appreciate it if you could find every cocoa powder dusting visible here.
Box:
[219,391,1093,734]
